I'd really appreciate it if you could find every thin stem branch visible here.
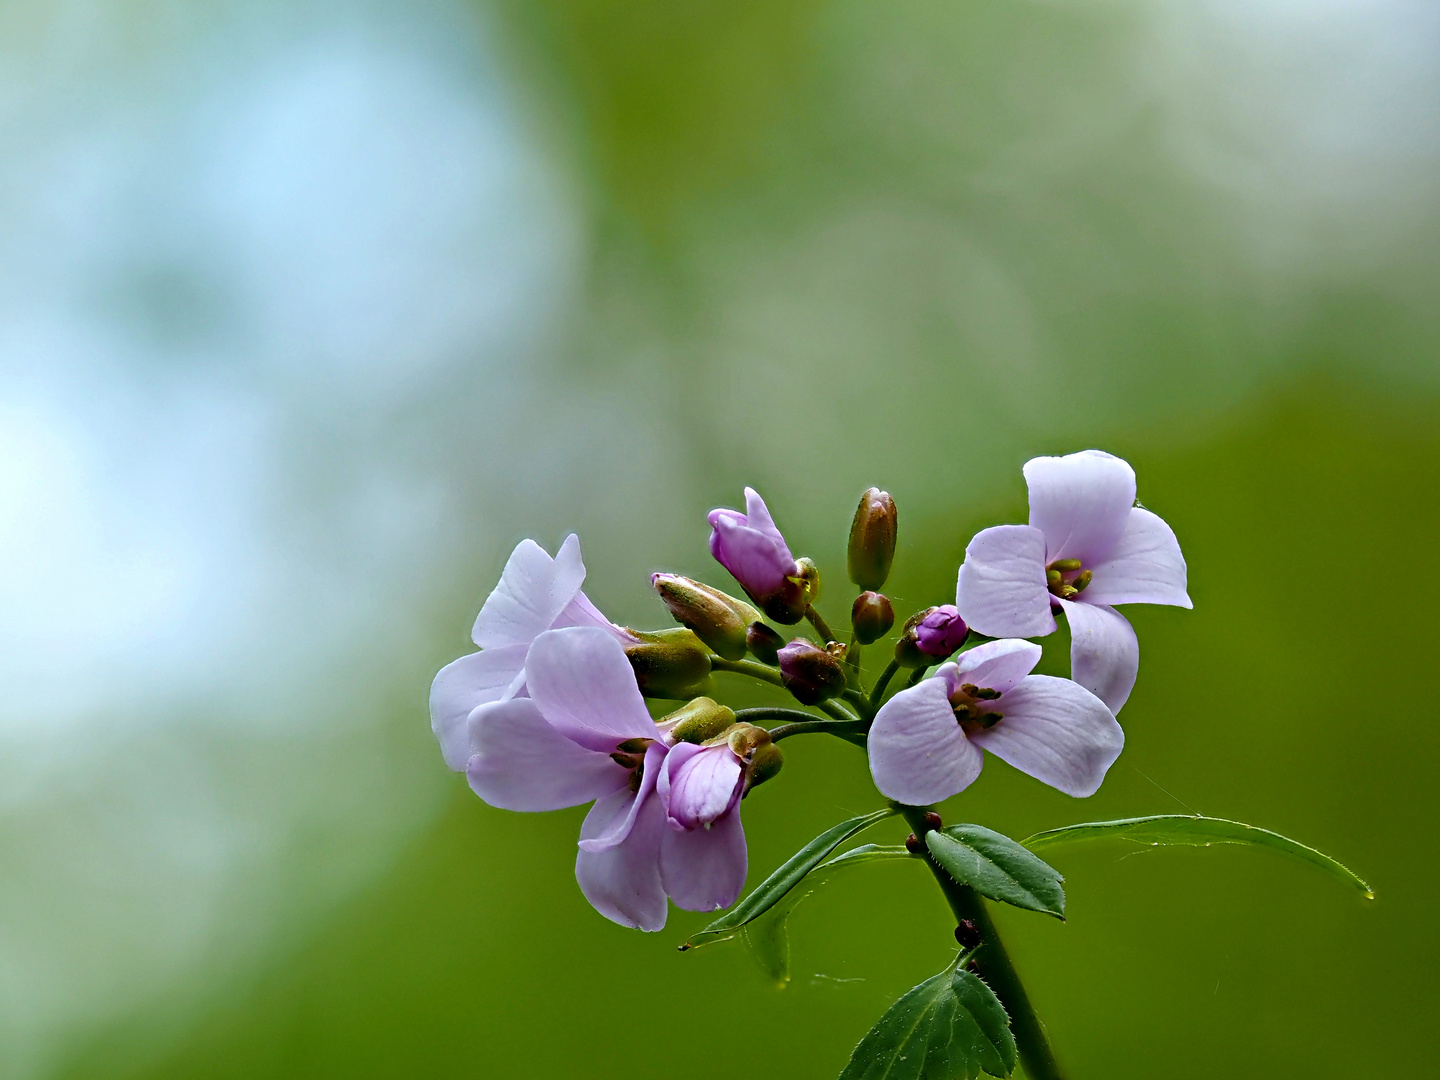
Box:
[869,659,900,707]
[805,604,839,644]
[710,656,785,687]
[897,807,1063,1080]
[904,665,930,689]
[767,716,870,742]
[817,698,861,725]
[732,706,825,726]
[845,634,864,692]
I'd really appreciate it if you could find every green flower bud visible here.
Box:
[651,573,761,661]
[795,557,822,605]
[745,741,784,792]
[850,590,895,645]
[745,621,785,666]
[623,628,713,699]
[847,487,897,591]
[661,696,737,744]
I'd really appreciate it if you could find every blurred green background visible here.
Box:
[1,0,1436,1076]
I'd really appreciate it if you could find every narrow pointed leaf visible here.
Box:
[838,964,1016,1080]
[925,825,1066,919]
[816,844,914,872]
[683,807,896,948]
[1022,815,1373,898]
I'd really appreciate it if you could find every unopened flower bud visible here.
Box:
[660,696,736,744]
[795,557,822,605]
[712,722,784,793]
[777,638,848,705]
[746,622,785,666]
[905,833,923,854]
[923,811,943,831]
[894,605,969,667]
[651,573,761,662]
[847,487,897,591]
[745,741,784,792]
[623,628,713,699]
[851,591,895,645]
[954,919,981,948]
[708,487,814,624]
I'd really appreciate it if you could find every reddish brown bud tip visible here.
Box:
[904,833,923,854]
[954,919,981,948]
[847,488,897,591]
[745,621,785,666]
[850,591,895,645]
[923,811,943,831]
[777,638,848,706]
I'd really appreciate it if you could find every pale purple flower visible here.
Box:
[708,487,808,623]
[868,638,1124,805]
[466,626,750,930]
[429,534,634,771]
[655,741,749,912]
[955,451,1190,712]
[914,605,968,658]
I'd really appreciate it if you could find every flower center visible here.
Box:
[951,683,1003,736]
[610,737,655,793]
[1046,558,1092,600]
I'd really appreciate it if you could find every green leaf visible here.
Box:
[838,963,1017,1080]
[925,825,1066,919]
[735,845,917,986]
[683,807,896,949]
[1023,815,1374,898]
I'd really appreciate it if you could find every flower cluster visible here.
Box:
[429,450,1188,930]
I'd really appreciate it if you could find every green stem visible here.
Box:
[841,687,873,718]
[710,656,786,687]
[766,716,870,742]
[898,807,1063,1080]
[732,706,826,726]
[904,665,930,689]
[817,698,861,725]
[869,659,900,707]
[845,634,863,691]
[805,604,839,644]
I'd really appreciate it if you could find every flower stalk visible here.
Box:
[898,806,1063,1080]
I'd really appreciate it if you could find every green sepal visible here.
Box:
[1023,814,1373,898]
[837,961,1017,1079]
[925,825,1066,919]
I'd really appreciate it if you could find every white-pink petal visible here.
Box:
[428,644,529,771]
[1024,450,1136,565]
[969,675,1123,797]
[552,588,638,642]
[660,743,744,831]
[578,743,666,853]
[955,525,1055,638]
[868,678,984,806]
[1057,598,1139,714]
[743,487,794,564]
[524,627,659,753]
[465,699,628,811]
[575,792,668,931]
[1081,507,1192,609]
[950,639,1044,697]
[471,535,588,649]
[659,809,748,912]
